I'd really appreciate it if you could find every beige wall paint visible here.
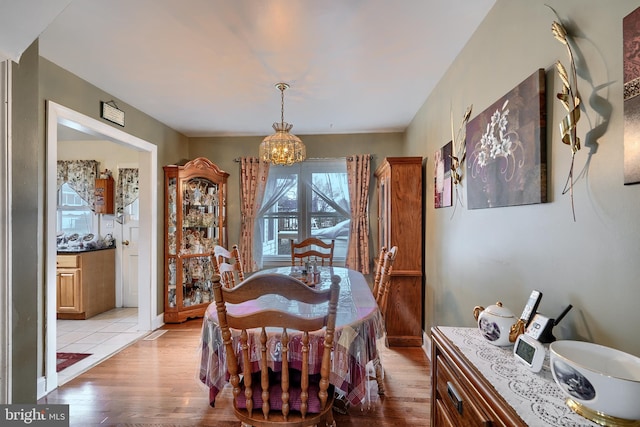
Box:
[40,59,189,317]
[11,40,40,403]
[7,53,189,400]
[406,0,640,355]
[188,132,405,257]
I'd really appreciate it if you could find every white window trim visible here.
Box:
[261,159,349,264]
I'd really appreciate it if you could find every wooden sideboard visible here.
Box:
[375,157,423,346]
[430,326,600,426]
[56,248,116,319]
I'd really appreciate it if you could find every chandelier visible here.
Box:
[259,82,306,166]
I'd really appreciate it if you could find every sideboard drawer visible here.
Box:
[435,399,459,427]
[435,354,492,426]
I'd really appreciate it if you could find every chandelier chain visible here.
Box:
[280,84,285,125]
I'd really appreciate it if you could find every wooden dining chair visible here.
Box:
[213,244,245,288]
[290,237,335,267]
[212,272,341,427]
[369,245,398,396]
[371,246,387,299]
[375,246,398,319]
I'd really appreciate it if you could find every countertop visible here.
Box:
[57,245,116,254]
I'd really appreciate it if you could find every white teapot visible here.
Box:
[473,302,519,346]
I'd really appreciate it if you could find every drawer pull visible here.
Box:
[447,381,463,415]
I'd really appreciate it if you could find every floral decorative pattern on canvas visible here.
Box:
[469,99,525,184]
[465,69,546,209]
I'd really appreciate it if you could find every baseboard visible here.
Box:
[422,330,432,361]
[36,376,47,400]
[152,313,164,331]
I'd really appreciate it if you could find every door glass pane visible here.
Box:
[124,198,139,221]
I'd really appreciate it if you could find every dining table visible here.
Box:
[198,265,384,408]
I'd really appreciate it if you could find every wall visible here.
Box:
[406,0,640,356]
[8,47,189,401]
[11,40,40,403]
[188,132,405,258]
[40,58,189,317]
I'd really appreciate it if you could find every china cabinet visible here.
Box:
[163,157,229,323]
[374,157,423,346]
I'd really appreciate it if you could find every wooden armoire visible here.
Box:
[375,157,423,347]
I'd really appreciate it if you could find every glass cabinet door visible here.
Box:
[180,177,220,255]
[179,255,214,307]
[167,177,178,255]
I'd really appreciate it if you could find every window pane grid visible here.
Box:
[260,159,350,263]
[57,182,93,236]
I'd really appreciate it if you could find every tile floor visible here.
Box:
[56,307,148,385]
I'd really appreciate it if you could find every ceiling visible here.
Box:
[3,0,496,138]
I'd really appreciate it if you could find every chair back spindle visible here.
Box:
[213,272,340,426]
[213,244,245,288]
[372,246,388,298]
[376,246,398,319]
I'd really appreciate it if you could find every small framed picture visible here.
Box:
[434,141,453,208]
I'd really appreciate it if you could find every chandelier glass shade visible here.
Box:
[259,83,306,166]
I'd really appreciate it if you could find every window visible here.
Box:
[260,159,350,263]
[122,197,139,221]
[57,182,94,235]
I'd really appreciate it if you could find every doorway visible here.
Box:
[43,101,158,397]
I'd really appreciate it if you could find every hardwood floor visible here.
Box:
[39,319,431,426]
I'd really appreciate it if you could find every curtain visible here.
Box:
[238,157,269,272]
[56,160,99,210]
[345,154,371,273]
[253,171,298,269]
[116,168,139,223]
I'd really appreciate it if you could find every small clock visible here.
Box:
[513,333,545,372]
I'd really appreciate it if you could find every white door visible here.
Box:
[121,190,139,307]
[117,163,140,308]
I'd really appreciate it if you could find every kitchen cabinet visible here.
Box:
[94,176,114,214]
[56,248,116,319]
[163,157,229,323]
[374,157,423,346]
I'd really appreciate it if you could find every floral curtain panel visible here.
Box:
[345,154,371,274]
[116,168,139,223]
[238,158,269,272]
[56,160,99,210]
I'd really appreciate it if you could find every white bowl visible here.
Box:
[550,340,640,422]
